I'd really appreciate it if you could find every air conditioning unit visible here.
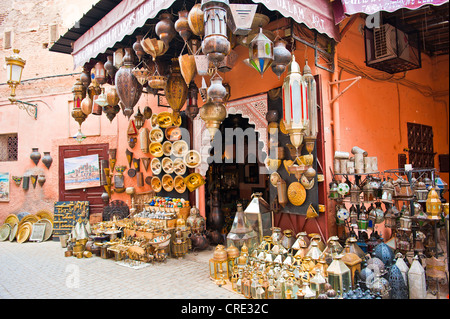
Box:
[364,23,421,74]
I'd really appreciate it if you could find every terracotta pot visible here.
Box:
[114,48,143,118]
[37,175,46,187]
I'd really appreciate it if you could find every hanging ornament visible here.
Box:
[207,73,227,103]
[188,3,204,37]
[155,13,176,47]
[165,58,188,120]
[248,28,274,76]
[132,35,145,61]
[114,48,143,118]
[179,52,197,87]
[199,99,227,140]
[201,0,231,65]
[175,10,192,42]
[141,37,169,61]
[186,81,199,120]
[271,39,291,79]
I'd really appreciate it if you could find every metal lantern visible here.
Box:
[350,183,361,205]
[199,99,227,140]
[358,205,369,230]
[310,268,327,297]
[362,181,376,202]
[248,28,273,76]
[207,73,227,103]
[346,236,366,261]
[398,203,412,232]
[384,204,398,229]
[209,244,229,280]
[426,187,442,220]
[388,263,409,299]
[414,180,428,201]
[94,61,107,85]
[327,254,352,294]
[381,178,395,204]
[408,255,427,299]
[5,49,26,97]
[244,193,273,244]
[271,39,291,79]
[373,242,395,267]
[329,180,340,200]
[133,107,145,130]
[303,59,318,140]
[165,58,188,120]
[282,55,309,151]
[71,79,87,126]
[394,177,414,201]
[341,246,363,289]
[201,0,231,65]
[226,203,259,254]
[186,81,199,120]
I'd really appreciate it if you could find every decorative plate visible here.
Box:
[287,182,306,206]
[4,214,19,226]
[184,173,205,192]
[0,224,11,241]
[149,142,163,157]
[157,112,173,128]
[16,224,32,244]
[151,177,162,192]
[9,223,18,241]
[279,119,289,135]
[35,210,53,224]
[270,172,281,187]
[18,214,39,227]
[172,140,189,157]
[151,114,158,127]
[149,127,164,143]
[173,158,186,175]
[38,218,53,241]
[151,158,162,175]
[162,141,173,157]
[337,183,350,196]
[174,176,186,193]
[165,126,182,142]
[162,174,174,192]
[162,157,174,174]
[184,150,201,168]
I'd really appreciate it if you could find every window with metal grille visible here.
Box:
[407,122,435,168]
[0,133,18,161]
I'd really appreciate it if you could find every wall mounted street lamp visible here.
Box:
[5,49,37,119]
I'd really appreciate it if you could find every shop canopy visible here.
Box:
[51,0,340,69]
[332,0,449,24]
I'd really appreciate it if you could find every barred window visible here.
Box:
[0,133,18,161]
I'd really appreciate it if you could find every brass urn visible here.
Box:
[199,99,227,140]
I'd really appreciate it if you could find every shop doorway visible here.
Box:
[205,114,268,244]
[58,143,109,223]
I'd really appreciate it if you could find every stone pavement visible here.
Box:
[0,240,243,299]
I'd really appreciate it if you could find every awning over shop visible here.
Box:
[69,0,340,69]
[72,0,176,69]
[332,0,450,24]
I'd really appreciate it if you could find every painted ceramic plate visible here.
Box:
[149,127,164,143]
[172,140,189,157]
[151,158,162,175]
[173,158,186,175]
[174,176,186,194]
[157,112,173,128]
[287,182,306,206]
[162,157,174,174]
[162,174,174,192]
[184,150,201,168]
[162,141,173,157]
[149,142,163,157]
[165,126,182,141]
[151,177,162,193]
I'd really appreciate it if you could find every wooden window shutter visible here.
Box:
[4,30,12,49]
[49,24,58,43]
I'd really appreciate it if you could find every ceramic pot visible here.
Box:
[30,148,41,165]
[37,175,46,187]
[41,152,53,169]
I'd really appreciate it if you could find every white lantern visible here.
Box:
[408,255,427,299]
[282,55,309,151]
[5,49,26,97]
[302,59,318,140]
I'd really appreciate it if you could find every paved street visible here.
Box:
[0,240,242,299]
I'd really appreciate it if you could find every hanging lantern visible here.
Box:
[207,73,227,103]
[350,183,361,204]
[133,107,145,131]
[199,99,227,140]
[303,59,318,144]
[408,255,427,299]
[381,178,395,204]
[71,79,87,127]
[358,205,369,230]
[175,10,192,42]
[271,39,291,79]
[113,48,124,69]
[132,35,145,61]
[155,13,176,47]
[114,48,143,118]
[398,203,412,232]
[132,66,150,86]
[94,61,107,85]
[282,55,308,152]
[201,0,231,65]
[248,28,273,76]
[394,177,414,201]
[426,187,442,220]
[414,180,428,201]
[186,81,199,120]
[328,180,339,200]
[188,3,204,37]
[165,58,188,120]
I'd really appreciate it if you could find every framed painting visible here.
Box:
[64,154,100,190]
[0,172,10,202]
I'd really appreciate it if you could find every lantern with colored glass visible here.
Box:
[381,178,395,204]
[248,28,273,76]
[209,244,229,280]
[71,79,87,127]
[282,55,309,156]
[358,205,369,230]
[201,0,231,65]
[329,180,340,200]
[94,61,107,85]
[426,187,442,220]
[5,49,26,98]
[398,203,412,232]
[302,59,318,155]
[341,245,363,289]
[384,204,398,229]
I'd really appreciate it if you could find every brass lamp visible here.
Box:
[341,244,362,289]
[209,244,229,280]
[426,187,442,220]
[327,254,352,294]
[5,49,38,119]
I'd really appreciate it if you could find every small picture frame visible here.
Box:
[29,223,46,242]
